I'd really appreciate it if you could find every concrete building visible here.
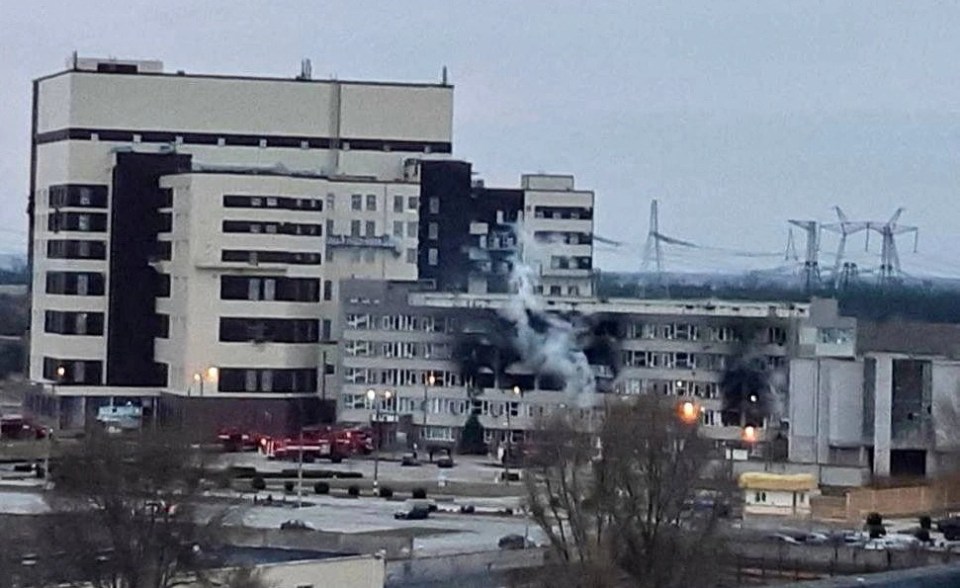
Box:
[337,278,820,449]
[739,472,819,517]
[416,160,595,297]
[28,56,451,431]
[789,318,960,485]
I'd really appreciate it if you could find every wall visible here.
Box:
[385,548,546,587]
[253,555,385,588]
[223,526,412,560]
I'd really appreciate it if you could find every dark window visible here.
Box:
[221,250,322,265]
[158,213,173,233]
[45,272,105,296]
[222,195,322,212]
[48,212,108,232]
[42,357,103,385]
[219,317,319,343]
[220,276,319,302]
[156,314,169,339]
[157,273,171,297]
[153,241,172,261]
[218,368,317,393]
[393,195,403,213]
[159,189,173,208]
[322,319,332,342]
[366,194,377,211]
[46,240,107,259]
[44,311,104,336]
[323,281,333,301]
[96,62,138,74]
[48,184,108,208]
[222,220,322,236]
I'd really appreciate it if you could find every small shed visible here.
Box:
[739,472,819,517]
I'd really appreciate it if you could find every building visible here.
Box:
[28,56,451,432]
[337,278,831,449]
[417,160,595,297]
[739,472,819,517]
[789,318,960,485]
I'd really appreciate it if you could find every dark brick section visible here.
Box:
[106,152,192,386]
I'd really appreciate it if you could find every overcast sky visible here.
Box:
[3,1,960,275]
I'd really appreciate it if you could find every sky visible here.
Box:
[3,1,960,276]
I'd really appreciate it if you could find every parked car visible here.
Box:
[498,534,535,550]
[767,533,801,545]
[436,456,455,468]
[937,517,960,541]
[401,454,421,467]
[802,532,830,545]
[279,519,315,531]
[394,505,431,520]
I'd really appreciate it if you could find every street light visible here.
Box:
[421,373,436,449]
[679,400,699,425]
[367,389,393,489]
[503,385,523,483]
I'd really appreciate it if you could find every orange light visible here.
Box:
[743,426,757,443]
[206,367,219,382]
[193,373,202,383]
[679,401,698,423]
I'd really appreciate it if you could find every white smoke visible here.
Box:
[500,223,595,406]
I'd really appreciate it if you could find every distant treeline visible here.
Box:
[0,267,28,285]
[597,273,960,324]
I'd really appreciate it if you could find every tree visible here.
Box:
[40,429,233,588]
[525,396,731,588]
[459,413,487,455]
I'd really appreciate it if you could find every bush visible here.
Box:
[251,476,266,492]
[314,482,330,495]
[412,488,427,499]
[866,512,883,526]
[347,485,360,497]
[378,486,394,498]
[920,515,932,530]
[283,481,295,493]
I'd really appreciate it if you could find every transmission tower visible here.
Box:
[787,219,820,291]
[821,206,869,289]
[783,228,799,262]
[641,200,664,277]
[868,208,918,286]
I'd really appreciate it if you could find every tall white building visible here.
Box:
[28,56,452,431]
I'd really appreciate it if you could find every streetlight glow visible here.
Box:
[743,425,757,442]
[193,373,202,383]
[384,390,393,400]
[55,366,66,378]
[428,374,436,386]
[365,389,376,401]
[680,400,697,423]
[512,385,521,396]
[206,367,219,382]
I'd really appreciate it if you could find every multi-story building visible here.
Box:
[337,278,822,449]
[28,56,451,431]
[790,317,960,486]
[416,160,595,297]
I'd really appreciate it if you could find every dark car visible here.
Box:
[394,505,430,520]
[436,456,455,468]
[401,454,421,467]
[279,519,315,531]
[498,534,534,550]
[937,517,960,541]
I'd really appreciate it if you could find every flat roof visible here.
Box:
[213,546,355,567]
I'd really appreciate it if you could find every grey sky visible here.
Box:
[3,1,960,275]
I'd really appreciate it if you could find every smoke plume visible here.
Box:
[501,224,596,406]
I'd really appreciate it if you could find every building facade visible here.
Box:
[337,278,819,449]
[28,56,452,431]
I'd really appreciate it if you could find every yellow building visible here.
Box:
[739,472,819,517]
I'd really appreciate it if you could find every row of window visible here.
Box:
[41,357,102,385]
[46,239,106,260]
[533,231,591,246]
[220,276,330,302]
[620,351,786,371]
[343,340,453,360]
[223,220,323,237]
[46,272,105,296]
[223,194,323,212]
[48,184,108,209]
[549,256,592,270]
[44,311,104,336]
[624,324,788,345]
[533,206,593,220]
[36,128,452,154]
[345,313,453,333]
[48,212,108,233]
[343,367,462,387]
[218,368,317,393]
[219,318,320,344]
[617,378,721,399]
[221,250,323,265]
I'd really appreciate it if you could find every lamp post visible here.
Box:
[366,388,393,489]
[421,374,435,449]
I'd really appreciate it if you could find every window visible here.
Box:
[365,221,376,237]
[263,278,276,301]
[406,248,417,264]
[428,248,438,266]
[326,193,335,211]
[549,285,562,296]
[407,222,417,238]
[350,220,361,237]
[323,281,333,301]
[366,194,377,211]
[393,221,403,238]
[393,195,404,213]
[429,197,440,214]
[322,319,332,341]
[428,222,439,239]
[407,196,418,210]
[351,194,362,210]
[568,285,579,297]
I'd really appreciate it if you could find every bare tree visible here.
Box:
[39,429,231,588]
[525,396,732,588]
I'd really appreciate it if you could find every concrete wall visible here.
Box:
[789,358,864,466]
[253,555,385,588]
[223,526,413,560]
[385,548,546,587]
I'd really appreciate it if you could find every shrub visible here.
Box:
[283,481,295,493]
[314,482,330,495]
[378,486,394,498]
[347,485,360,497]
[920,515,932,530]
[251,476,266,492]
[412,488,427,499]
[866,512,883,526]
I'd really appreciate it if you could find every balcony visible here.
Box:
[326,234,401,254]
